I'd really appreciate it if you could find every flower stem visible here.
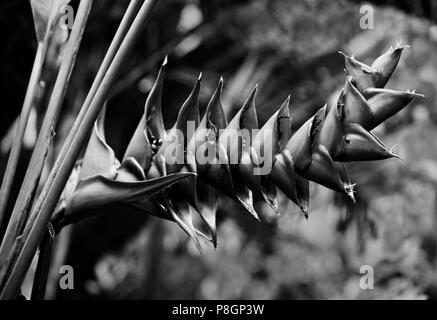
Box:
[0,0,94,292]
[0,0,159,299]
[30,224,55,300]
[0,42,45,234]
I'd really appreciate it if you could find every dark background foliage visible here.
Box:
[1,0,437,299]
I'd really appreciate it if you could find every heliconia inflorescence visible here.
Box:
[56,44,423,251]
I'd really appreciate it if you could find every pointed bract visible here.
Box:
[343,79,375,130]
[123,115,154,172]
[339,51,378,93]
[252,96,292,214]
[64,172,195,220]
[340,43,407,94]
[217,85,260,220]
[167,201,203,253]
[269,150,309,215]
[338,123,399,161]
[197,182,218,247]
[365,88,423,130]
[79,116,118,181]
[157,76,201,173]
[371,43,408,88]
[301,144,355,201]
[284,117,313,171]
[175,75,202,140]
[144,57,167,146]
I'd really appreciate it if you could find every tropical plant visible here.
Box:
[0,0,422,300]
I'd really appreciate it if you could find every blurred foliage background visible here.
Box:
[1,0,437,299]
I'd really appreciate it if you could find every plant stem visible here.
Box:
[0,0,94,289]
[0,0,66,234]
[5,0,142,291]
[0,42,45,234]
[0,0,159,299]
[30,224,55,300]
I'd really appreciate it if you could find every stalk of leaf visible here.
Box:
[0,3,61,233]
[0,0,94,288]
[36,0,144,230]
[26,0,144,230]
[30,224,55,300]
[0,0,93,284]
[0,0,159,299]
[25,0,146,299]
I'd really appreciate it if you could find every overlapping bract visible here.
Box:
[61,44,422,250]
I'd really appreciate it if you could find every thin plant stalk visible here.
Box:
[0,0,67,233]
[0,0,159,299]
[0,0,94,288]
[0,42,46,232]
[1,0,142,298]
[57,0,144,152]
[28,0,144,299]
[30,225,54,300]
[29,1,144,299]
[26,0,143,226]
